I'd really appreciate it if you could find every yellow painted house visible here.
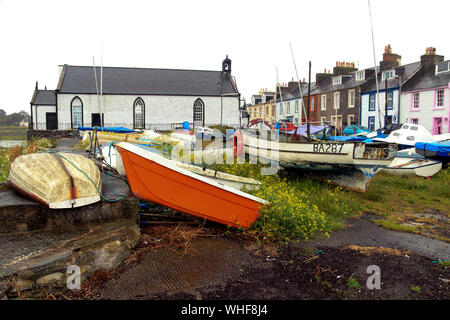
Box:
[247,89,276,122]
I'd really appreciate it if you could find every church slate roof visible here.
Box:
[31,89,56,105]
[56,65,239,96]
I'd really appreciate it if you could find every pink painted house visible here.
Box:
[400,48,450,134]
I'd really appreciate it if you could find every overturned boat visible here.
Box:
[9,152,101,208]
[234,129,397,192]
[115,142,268,228]
[382,148,442,177]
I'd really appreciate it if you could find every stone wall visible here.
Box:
[0,186,141,299]
[27,129,77,141]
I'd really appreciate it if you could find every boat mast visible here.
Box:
[368,0,382,129]
[307,61,311,138]
[275,66,285,136]
[100,40,104,131]
[92,57,101,125]
[289,42,308,125]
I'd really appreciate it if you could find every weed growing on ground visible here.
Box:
[0,138,57,182]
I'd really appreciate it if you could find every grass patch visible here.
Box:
[0,135,26,140]
[346,277,362,291]
[373,219,419,234]
[350,169,450,241]
[410,286,421,293]
[438,260,450,267]
[0,138,57,182]
[72,139,90,150]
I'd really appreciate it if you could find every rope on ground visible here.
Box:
[39,149,126,203]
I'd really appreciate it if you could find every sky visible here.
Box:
[0,0,449,114]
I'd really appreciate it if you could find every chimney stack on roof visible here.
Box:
[333,61,358,75]
[421,47,444,67]
[380,44,401,70]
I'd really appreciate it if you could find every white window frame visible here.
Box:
[334,91,340,110]
[436,61,450,74]
[348,115,355,126]
[348,89,355,108]
[356,70,365,81]
[436,89,445,108]
[295,100,299,113]
[332,76,342,86]
[321,94,327,111]
[382,70,395,81]
[413,92,420,109]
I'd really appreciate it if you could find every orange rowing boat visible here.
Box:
[115,142,268,228]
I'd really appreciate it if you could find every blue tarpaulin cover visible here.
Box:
[415,141,450,157]
[78,127,138,133]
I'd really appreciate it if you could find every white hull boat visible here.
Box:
[235,129,396,192]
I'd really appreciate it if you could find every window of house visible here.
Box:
[332,76,342,85]
[334,92,340,109]
[287,102,291,114]
[382,70,395,81]
[368,116,375,131]
[348,90,355,108]
[321,95,326,111]
[279,104,283,115]
[266,106,269,116]
[259,107,262,117]
[410,118,419,125]
[387,92,393,109]
[369,94,376,111]
[436,89,445,108]
[321,117,326,125]
[413,92,420,110]
[436,61,450,74]
[348,115,355,125]
[295,100,299,113]
[310,98,315,112]
[356,70,365,81]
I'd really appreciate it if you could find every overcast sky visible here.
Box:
[1,0,449,114]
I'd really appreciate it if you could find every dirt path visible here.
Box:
[302,214,450,261]
[66,214,449,300]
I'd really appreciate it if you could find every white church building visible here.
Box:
[30,56,241,130]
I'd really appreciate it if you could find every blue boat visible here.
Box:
[415,141,450,164]
[78,126,138,134]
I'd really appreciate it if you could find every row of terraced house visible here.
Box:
[247,45,450,135]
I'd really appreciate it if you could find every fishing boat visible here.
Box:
[234,129,396,192]
[9,152,101,208]
[115,142,268,228]
[382,148,442,177]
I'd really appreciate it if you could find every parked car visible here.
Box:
[343,125,371,136]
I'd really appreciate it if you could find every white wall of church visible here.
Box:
[57,94,240,130]
[32,105,56,130]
